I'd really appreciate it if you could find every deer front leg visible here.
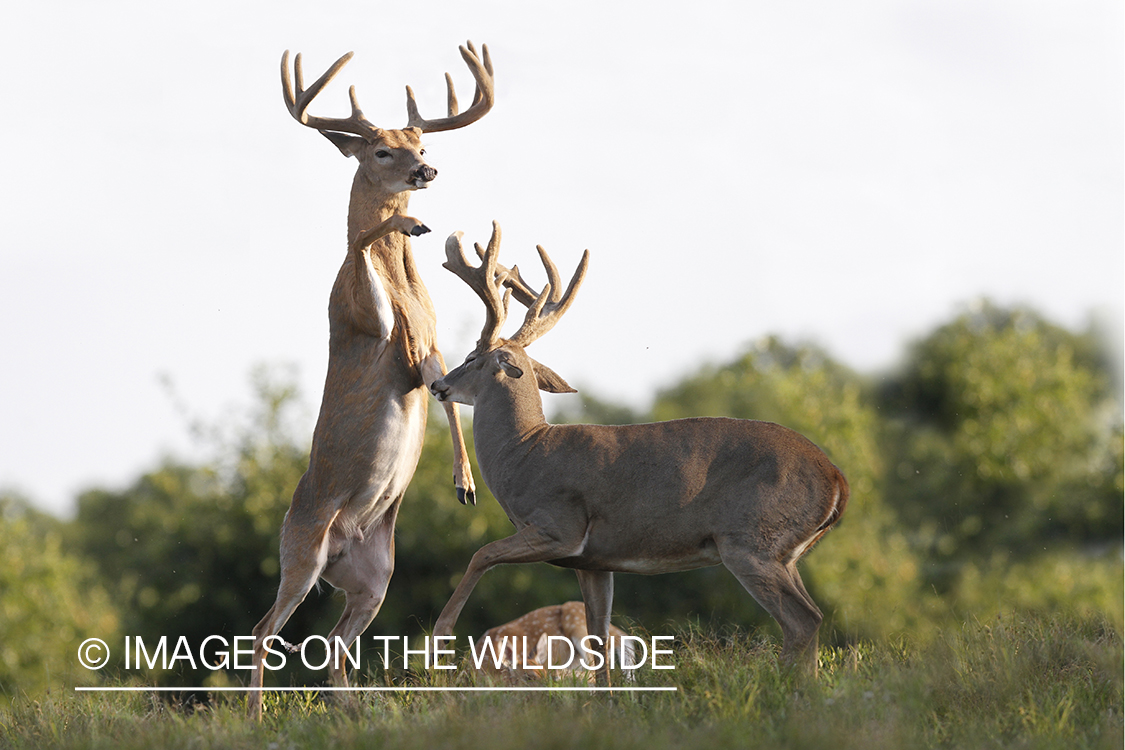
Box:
[575,569,614,687]
[434,525,582,638]
[421,350,476,505]
[347,216,431,338]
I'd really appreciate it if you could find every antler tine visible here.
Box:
[445,73,458,116]
[499,264,539,307]
[444,223,511,353]
[281,50,380,138]
[473,241,537,307]
[535,246,563,304]
[463,41,493,108]
[509,247,590,348]
[406,41,495,133]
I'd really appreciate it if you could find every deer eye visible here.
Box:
[419,148,426,156]
[374,150,390,159]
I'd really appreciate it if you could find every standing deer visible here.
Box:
[429,226,849,682]
[248,44,494,718]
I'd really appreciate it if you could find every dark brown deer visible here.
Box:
[248,44,494,718]
[429,225,848,682]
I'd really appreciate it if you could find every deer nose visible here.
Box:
[412,165,437,183]
[430,379,448,401]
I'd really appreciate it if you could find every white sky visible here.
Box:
[1,0,1121,515]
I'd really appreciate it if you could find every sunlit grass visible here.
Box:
[1,612,1119,750]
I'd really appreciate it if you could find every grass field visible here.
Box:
[2,613,1120,750]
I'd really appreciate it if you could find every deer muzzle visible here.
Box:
[430,378,450,402]
[410,165,438,188]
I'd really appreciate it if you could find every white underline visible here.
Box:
[75,686,677,693]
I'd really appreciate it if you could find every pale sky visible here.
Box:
[1,0,1121,515]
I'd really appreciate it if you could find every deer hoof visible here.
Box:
[409,223,431,237]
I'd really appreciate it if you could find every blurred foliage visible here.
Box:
[1,300,1121,700]
[0,494,118,700]
[552,392,646,426]
[951,548,1124,632]
[66,367,331,687]
[880,301,1123,587]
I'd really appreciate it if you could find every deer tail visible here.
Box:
[788,467,850,564]
[817,466,849,534]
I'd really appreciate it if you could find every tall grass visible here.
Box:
[1,613,1119,750]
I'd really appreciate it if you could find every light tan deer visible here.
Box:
[429,226,849,683]
[474,601,633,682]
[248,44,494,718]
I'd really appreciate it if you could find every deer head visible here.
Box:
[281,43,494,199]
[431,223,589,408]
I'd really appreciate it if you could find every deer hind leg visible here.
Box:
[575,569,614,686]
[248,507,339,718]
[785,560,823,622]
[717,543,823,675]
[320,499,401,688]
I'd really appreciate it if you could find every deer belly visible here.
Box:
[557,534,723,574]
[348,397,427,521]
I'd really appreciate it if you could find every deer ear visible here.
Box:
[529,357,576,394]
[534,633,550,664]
[320,130,365,158]
[496,351,524,380]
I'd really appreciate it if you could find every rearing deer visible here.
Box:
[248,44,494,717]
[429,225,849,680]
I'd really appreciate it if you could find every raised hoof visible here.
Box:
[457,486,477,506]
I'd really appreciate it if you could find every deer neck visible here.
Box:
[471,383,551,474]
[343,178,429,302]
[346,176,412,249]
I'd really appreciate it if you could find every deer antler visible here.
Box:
[446,223,589,351]
[406,41,495,133]
[281,50,381,139]
[509,246,590,348]
[473,246,537,308]
[443,222,511,353]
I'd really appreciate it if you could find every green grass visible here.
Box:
[2,613,1120,750]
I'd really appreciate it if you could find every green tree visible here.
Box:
[552,392,646,426]
[0,494,119,699]
[882,301,1123,573]
[68,368,336,685]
